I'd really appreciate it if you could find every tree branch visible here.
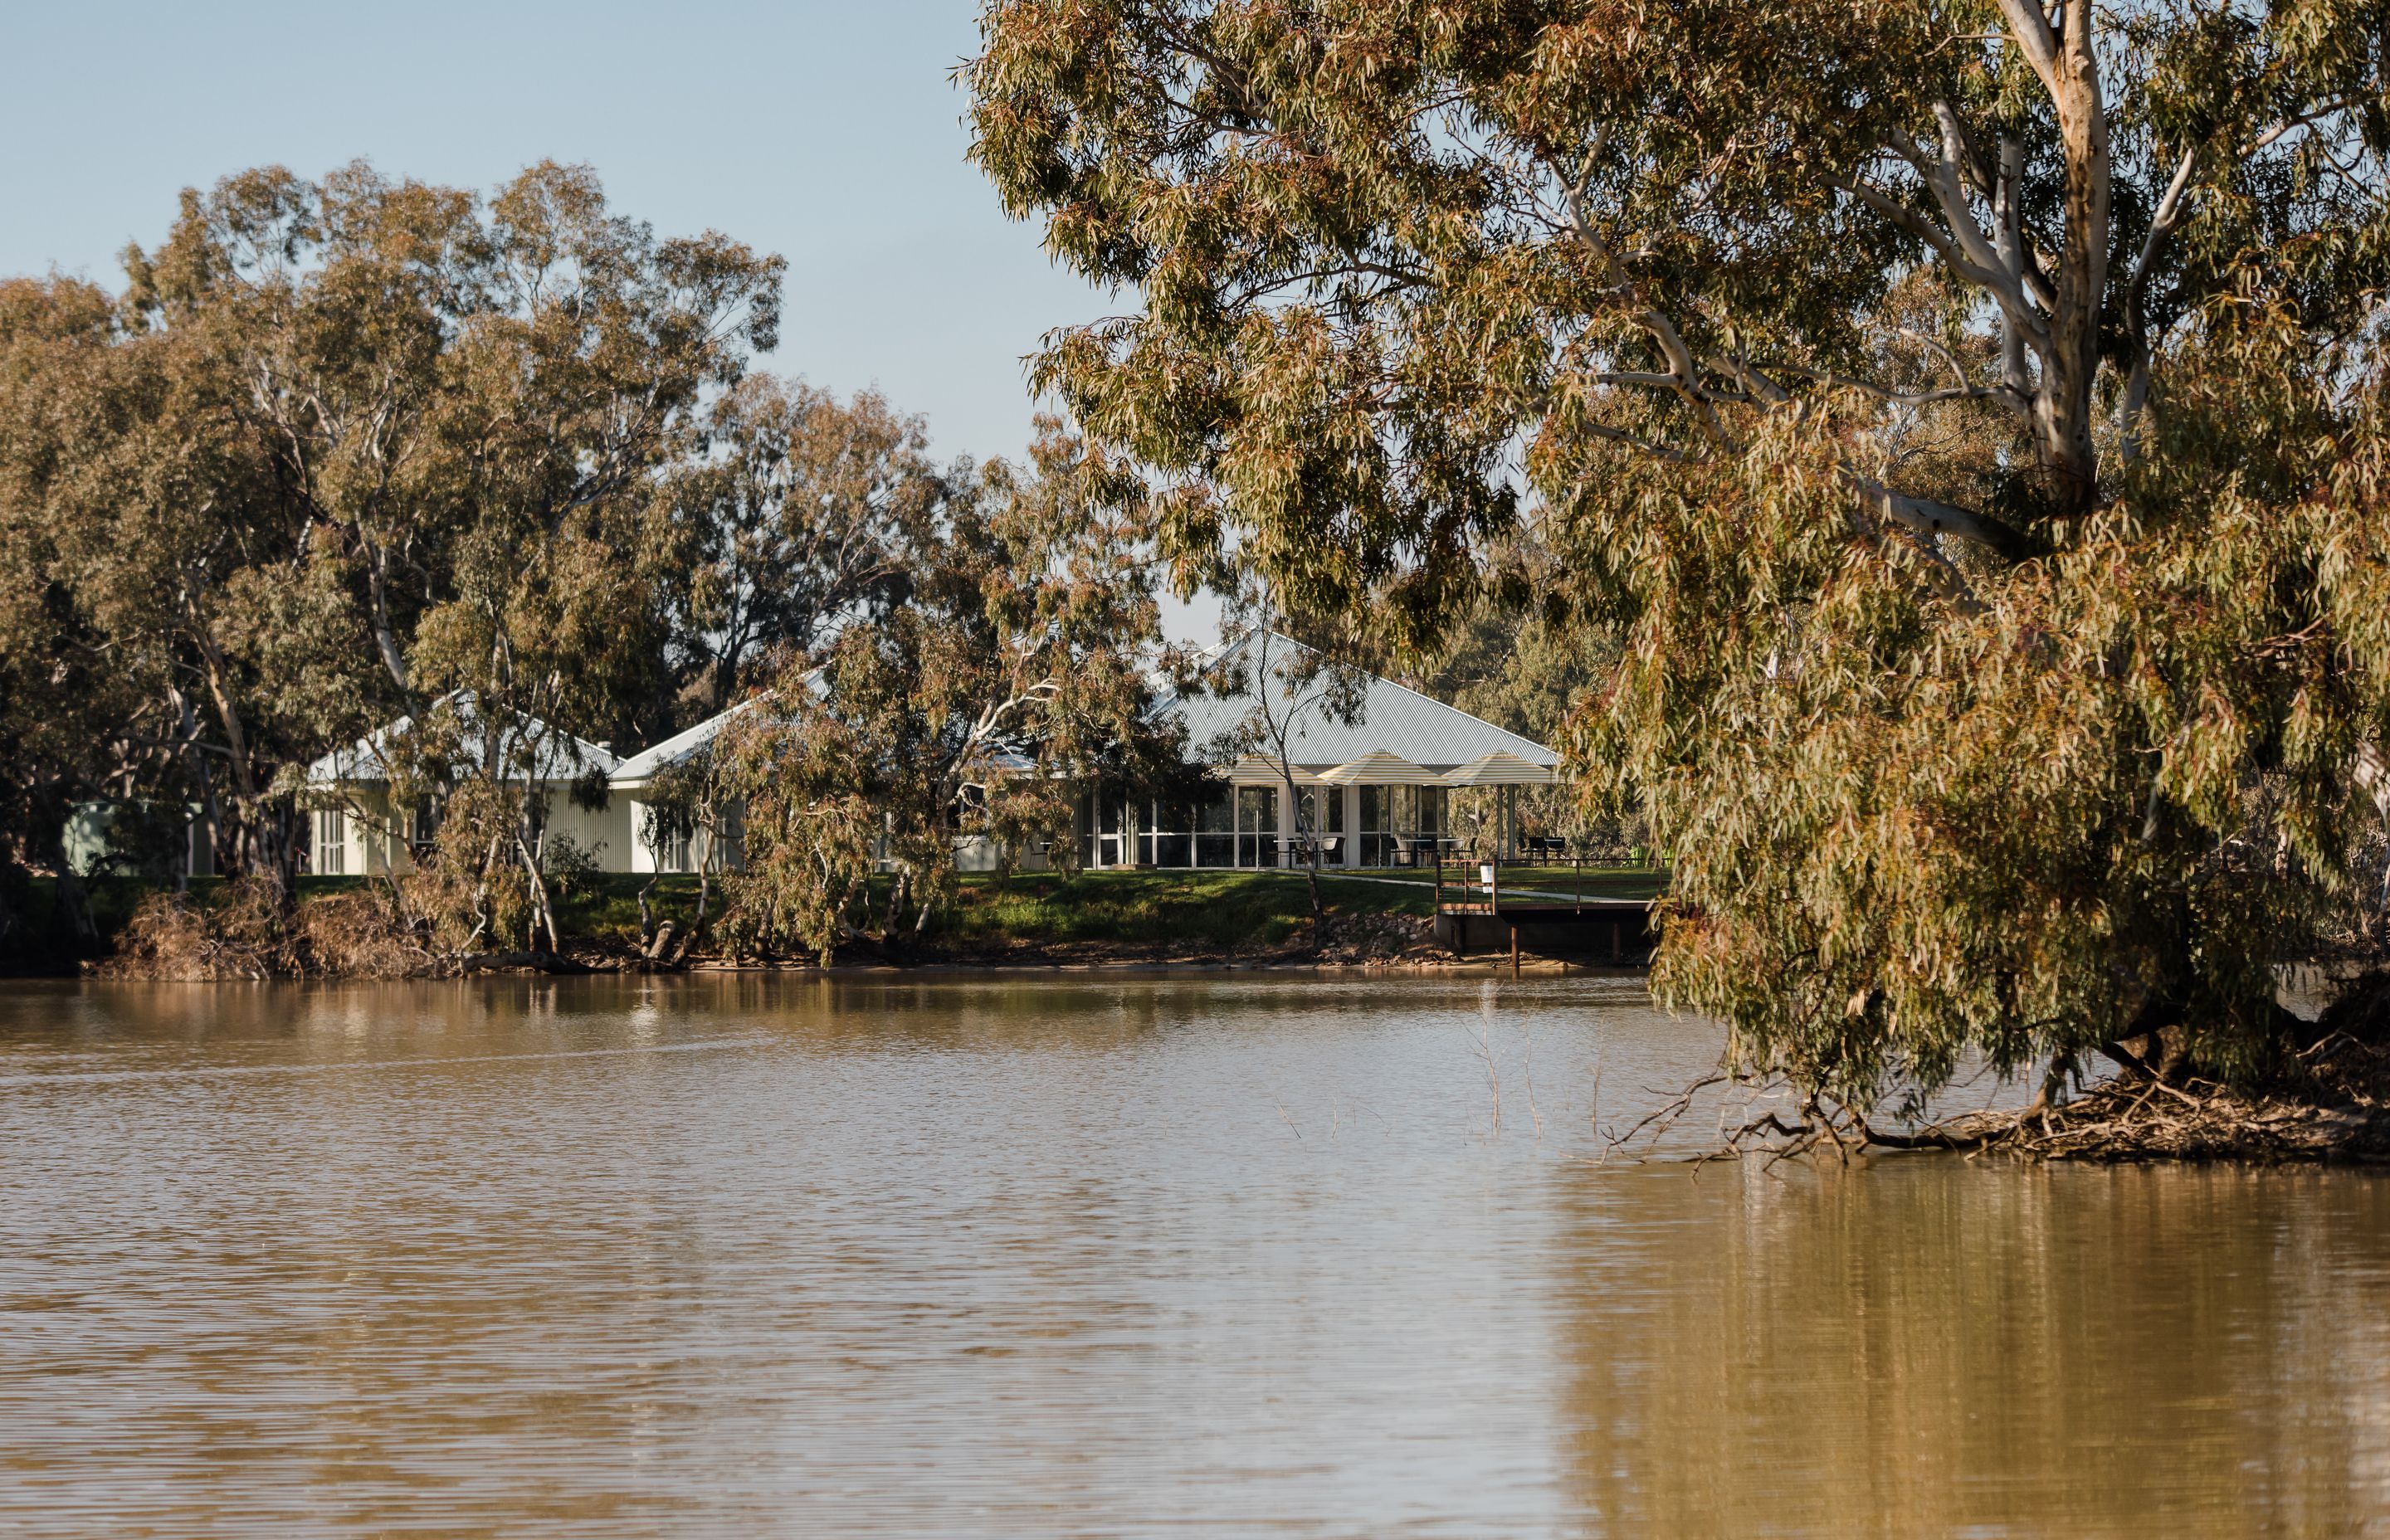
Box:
[1847,470,2029,560]
[2117,144,2197,462]
[1558,154,1736,450]
[1993,0,2062,95]
[1773,362,2020,412]
[1830,175,2052,362]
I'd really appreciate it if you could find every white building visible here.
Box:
[300,694,626,876]
[607,704,755,875]
[277,636,1558,879]
[1085,631,1561,870]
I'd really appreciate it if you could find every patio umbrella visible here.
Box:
[1438,751,1559,787]
[1317,749,1444,785]
[1439,752,1558,860]
[1222,754,1322,786]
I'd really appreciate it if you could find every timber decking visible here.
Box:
[1429,855,1657,969]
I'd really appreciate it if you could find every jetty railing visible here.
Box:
[1431,850,1600,913]
[1433,850,1644,977]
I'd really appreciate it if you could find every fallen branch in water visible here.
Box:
[1619,980,2390,1165]
[1862,1036,2390,1162]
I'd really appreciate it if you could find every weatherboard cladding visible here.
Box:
[1146,631,1558,772]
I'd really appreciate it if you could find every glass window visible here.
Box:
[1236,786,1279,868]
[314,808,345,875]
[1085,797,1131,866]
[719,806,746,871]
[1140,797,1213,867]
[1296,787,1344,836]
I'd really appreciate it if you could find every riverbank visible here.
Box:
[1874,1010,2390,1165]
[3,865,1671,977]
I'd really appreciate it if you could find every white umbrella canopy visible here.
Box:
[1319,749,1444,785]
[1440,751,1559,787]
[1222,754,1323,786]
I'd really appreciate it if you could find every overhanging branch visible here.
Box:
[1848,470,2029,561]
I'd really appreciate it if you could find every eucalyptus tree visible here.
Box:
[1200,588,1368,931]
[1422,533,1622,852]
[664,376,959,714]
[402,163,783,954]
[124,162,491,697]
[0,280,123,939]
[0,266,374,901]
[1,163,783,947]
[728,420,1180,959]
[0,280,167,943]
[968,1,2390,1115]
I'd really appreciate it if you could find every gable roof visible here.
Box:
[306,692,618,787]
[609,672,827,788]
[1148,631,1559,772]
[609,699,762,786]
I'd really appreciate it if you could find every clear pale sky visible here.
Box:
[2,0,1226,637]
[0,0,1108,471]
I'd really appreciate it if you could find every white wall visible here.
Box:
[955,834,1052,874]
[626,795,749,875]
[540,787,632,872]
[310,783,637,876]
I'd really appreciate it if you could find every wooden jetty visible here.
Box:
[1431,856,1656,973]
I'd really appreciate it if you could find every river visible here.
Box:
[2,973,2386,1536]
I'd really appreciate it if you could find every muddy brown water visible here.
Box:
[2,973,2386,1537]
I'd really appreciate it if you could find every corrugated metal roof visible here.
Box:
[324,651,1555,793]
[1442,750,1561,785]
[609,699,761,785]
[608,674,823,787]
[305,692,617,785]
[1149,631,1558,772]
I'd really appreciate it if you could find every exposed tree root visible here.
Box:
[1635,977,2390,1166]
[1861,1034,2390,1163]
[1645,1059,2390,1167]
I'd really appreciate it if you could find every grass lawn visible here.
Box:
[554,867,1661,958]
[548,872,718,948]
[924,868,1437,954]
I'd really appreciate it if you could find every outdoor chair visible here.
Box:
[1278,835,1342,865]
